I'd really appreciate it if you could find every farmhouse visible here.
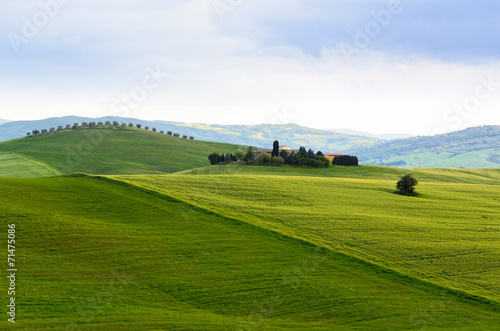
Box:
[253,145,298,158]
[323,153,346,162]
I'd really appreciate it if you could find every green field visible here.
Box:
[1,175,500,330]
[118,166,500,304]
[175,163,500,185]
[1,130,500,329]
[0,152,62,178]
[0,128,244,176]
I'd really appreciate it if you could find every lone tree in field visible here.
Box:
[396,174,418,196]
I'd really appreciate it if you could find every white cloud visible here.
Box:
[0,0,499,135]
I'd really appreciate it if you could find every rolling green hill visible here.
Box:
[0,116,380,152]
[1,175,499,330]
[118,166,500,305]
[0,128,244,176]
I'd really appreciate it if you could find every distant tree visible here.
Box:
[271,156,285,166]
[121,123,126,128]
[152,128,157,132]
[88,122,95,128]
[307,149,316,159]
[81,122,88,126]
[97,121,103,126]
[57,125,63,131]
[26,132,31,136]
[279,149,289,159]
[105,121,111,125]
[331,155,358,166]
[235,149,245,161]
[182,135,187,139]
[272,140,280,157]
[113,121,119,126]
[167,131,173,136]
[257,152,272,164]
[41,129,47,134]
[299,146,307,157]
[159,131,164,134]
[396,174,418,196]
[245,148,255,162]
[145,126,149,130]
[136,124,142,129]
[32,129,39,135]
[65,124,71,129]
[286,151,298,165]
[49,127,55,133]
[73,123,78,129]
[173,133,180,137]
[129,123,133,127]
[316,151,324,157]
[317,156,330,168]
[189,136,195,140]
[208,152,221,165]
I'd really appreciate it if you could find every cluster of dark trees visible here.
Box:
[208,140,353,168]
[208,152,237,165]
[27,122,195,140]
[331,155,359,166]
[284,146,330,168]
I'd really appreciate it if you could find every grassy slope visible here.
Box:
[1,175,499,330]
[0,152,62,178]
[118,166,500,304]
[175,164,500,185]
[0,128,243,176]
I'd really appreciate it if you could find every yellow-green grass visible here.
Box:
[0,152,62,178]
[0,128,244,176]
[1,175,499,330]
[175,163,500,185]
[117,171,500,304]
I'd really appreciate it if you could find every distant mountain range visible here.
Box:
[0,116,498,168]
[0,116,380,152]
[0,119,10,125]
[330,129,414,140]
[348,125,500,168]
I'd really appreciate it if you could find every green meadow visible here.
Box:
[118,167,500,303]
[1,175,500,330]
[0,129,499,329]
[0,152,62,178]
[0,128,245,176]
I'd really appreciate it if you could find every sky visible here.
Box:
[1,0,500,135]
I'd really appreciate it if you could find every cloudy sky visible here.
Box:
[1,0,499,135]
